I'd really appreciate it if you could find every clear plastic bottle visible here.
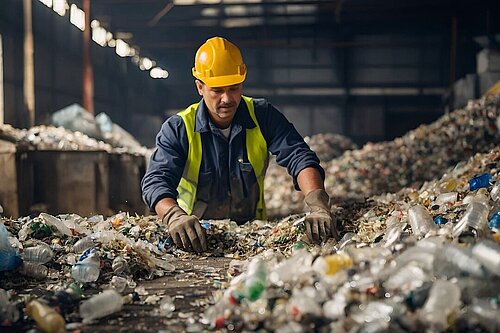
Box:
[22,243,53,264]
[112,256,129,275]
[0,224,22,272]
[244,258,267,301]
[110,276,127,292]
[452,198,490,238]
[71,251,100,283]
[435,192,458,206]
[79,289,123,322]
[471,239,500,276]
[25,300,65,333]
[19,262,48,279]
[434,245,485,278]
[407,205,438,238]
[419,280,461,332]
[73,236,95,253]
[490,182,500,201]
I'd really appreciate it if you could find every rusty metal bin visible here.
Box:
[108,153,147,215]
[28,150,109,216]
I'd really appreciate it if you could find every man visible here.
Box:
[142,37,339,252]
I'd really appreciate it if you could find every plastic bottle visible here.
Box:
[452,199,490,239]
[79,289,123,322]
[0,224,22,271]
[490,182,500,201]
[312,254,352,276]
[244,258,267,301]
[154,258,175,272]
[489,211,500,230]
[434,245,485,278]
[110,276,128,292]
[72,236,95,253]
[25,300,65,333]
[407,205,438,238]
[469,173,492,191]
[71,251,100,283]
[19,262,49,279]
[471,239,500,276]
[112,256,129,275]
[435,192,458,206]
[39,213,72,236]
[419,280,461,332]
[23,243,53,264]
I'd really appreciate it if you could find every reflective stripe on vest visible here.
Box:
[176,96,268,219]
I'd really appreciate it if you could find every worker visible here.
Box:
[141,37,339,252]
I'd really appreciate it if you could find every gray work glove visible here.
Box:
[162,205,207,252]
[304,189,339,243]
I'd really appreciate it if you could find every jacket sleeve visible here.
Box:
[253,99,325,191]
[141,115,188,211]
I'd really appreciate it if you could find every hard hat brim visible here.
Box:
[192,69,246,88]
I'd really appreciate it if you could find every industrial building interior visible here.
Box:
[0,0,500,332]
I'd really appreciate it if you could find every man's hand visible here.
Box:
[304,189,339,243]
[162,205,207,252]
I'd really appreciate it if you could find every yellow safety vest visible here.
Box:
[176,96,268,220]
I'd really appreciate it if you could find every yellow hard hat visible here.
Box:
[192,37,247,87]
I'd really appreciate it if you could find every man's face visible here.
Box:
[195,80,243,128]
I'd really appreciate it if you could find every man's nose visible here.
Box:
[221,91,231,103]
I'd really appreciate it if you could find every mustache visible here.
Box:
[217,103,236,108]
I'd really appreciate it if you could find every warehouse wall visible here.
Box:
[155,19,480,144]
[0,0,167,143]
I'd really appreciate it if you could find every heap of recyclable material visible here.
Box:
[202,145,500,333]
[325,95,500,202]
[265,95,500,217]
[304,133,358,162]
[265,133,357,218]
[0,124,113,152]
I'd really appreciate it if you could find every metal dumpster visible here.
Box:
[108,153,147,215]
[29,150,109,216]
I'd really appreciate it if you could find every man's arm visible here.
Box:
[155,197,178,219]
[296,166,325,196]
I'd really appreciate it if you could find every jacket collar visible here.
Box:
[194,97,257,133]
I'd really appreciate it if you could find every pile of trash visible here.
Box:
[304,133,358,162]
[0,124,113,152]
[325,95,500,202]
[202,144,500,332]
[0,104,149,155]
[265,133,357,218]
[264,95,500,217]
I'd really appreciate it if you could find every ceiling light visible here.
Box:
[201,8,220,17]
[150,67,169,79]
[91,20,100,29]
[222,17,263,28]
[52,0,67,16]
[92,26,107,46]
[70,4,85,31]
[115,39,131,57]
[173,0,195,5]
[39,0,52,8]
[140,57,153,70]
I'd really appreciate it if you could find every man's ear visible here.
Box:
[195,80,203,96]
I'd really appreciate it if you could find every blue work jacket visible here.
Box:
[141,97,324,223]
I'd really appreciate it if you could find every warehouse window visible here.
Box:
[0,34,3,124]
